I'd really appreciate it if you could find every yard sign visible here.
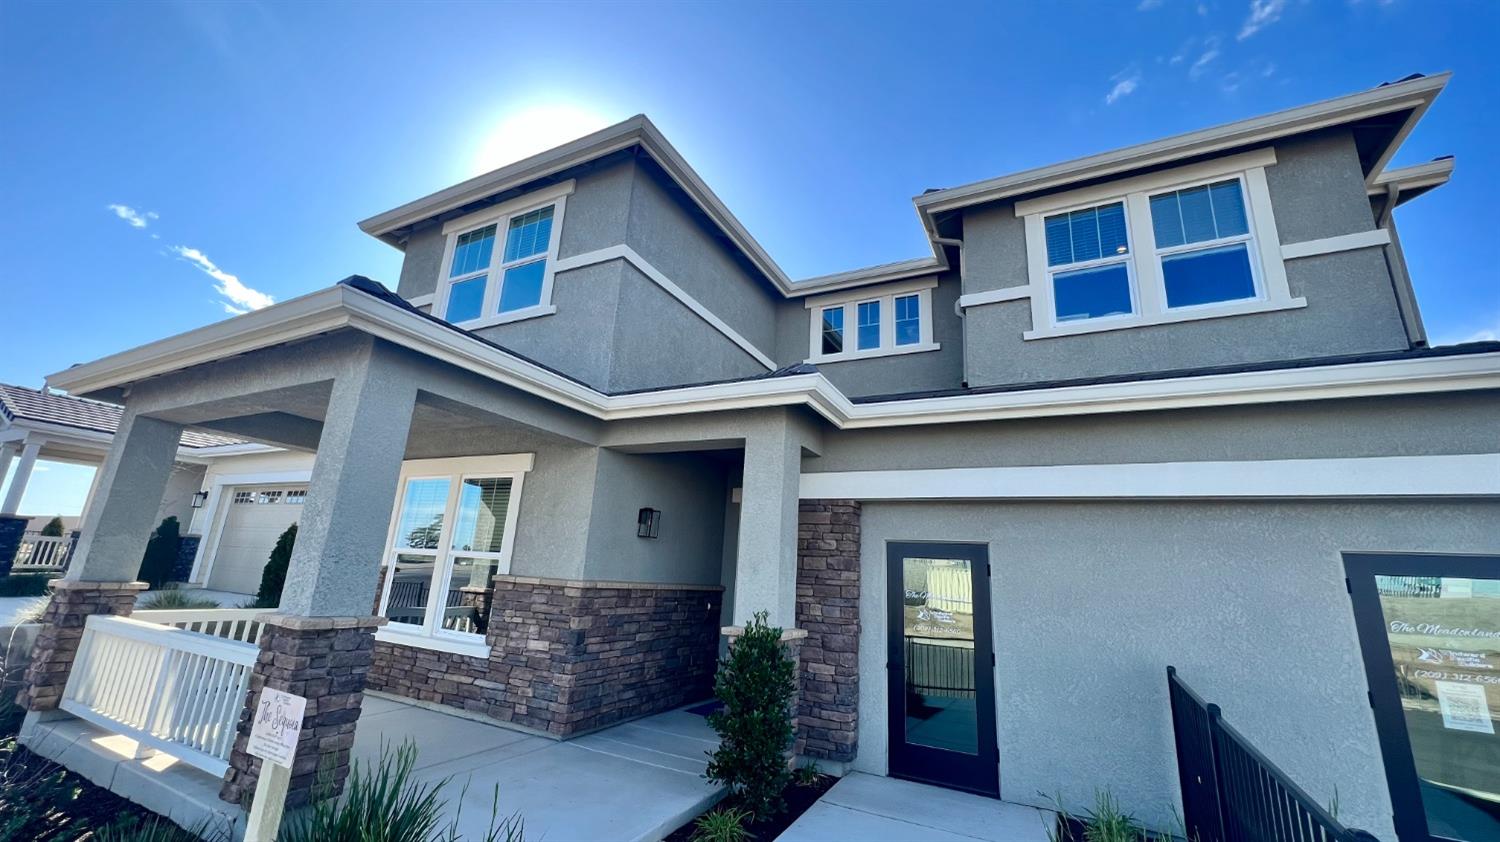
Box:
[247,687,306,769]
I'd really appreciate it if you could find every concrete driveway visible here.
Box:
[355,694,722,842]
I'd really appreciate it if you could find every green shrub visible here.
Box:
[691,807,754,842]
[137,590,221,610]
[0,574,50,597]
[281,740,523,842]
[136,517,182,589]
[705,611,797,822]
[254,522,297,609]
[39,517,64,538]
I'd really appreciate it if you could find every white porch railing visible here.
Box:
[13,533,69,572]
[60,613,258,776]
[133,608,266,644]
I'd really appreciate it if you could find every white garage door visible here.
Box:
[206,485,307,595]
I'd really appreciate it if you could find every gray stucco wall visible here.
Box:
[807,391,1500,473]
[625,160,780,355]
[958,129,1410,388]
[855,498,1500,838]
[582,449,728,585]
[156,462,207,528]
[774,273,966,398]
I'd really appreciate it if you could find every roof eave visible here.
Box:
[913,72,1450,219]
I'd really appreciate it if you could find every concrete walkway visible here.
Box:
[355,694,723,841]
[776,773,1053,842]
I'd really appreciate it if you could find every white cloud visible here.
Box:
[107,204,158,229]
[1238,0,1286,39]
[1106,76,1140,105]
[1190,37,1222,79]
[169,245,275,313]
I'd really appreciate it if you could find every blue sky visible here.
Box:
[1,0,1497,515]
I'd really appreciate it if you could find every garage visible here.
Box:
[205,484,307,595]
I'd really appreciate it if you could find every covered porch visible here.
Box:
[17,282,820,826]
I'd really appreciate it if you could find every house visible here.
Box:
[15,72,1499,840]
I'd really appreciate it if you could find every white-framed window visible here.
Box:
[1017,149,1303,340]
[284,489,306,504]
[376,454,533,656]
[805,277,940,363]
[232,490,254,504]
[256,490,283,504]
[433,181,574,331]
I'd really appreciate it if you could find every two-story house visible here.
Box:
[18,72,1499,840]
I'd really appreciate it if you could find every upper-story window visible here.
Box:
[434,181,573,330]
[1016,149,1303,340]
[806,278,940,363]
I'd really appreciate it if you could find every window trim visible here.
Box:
[1039,198,1139,327]
[432,181,574,331]
[1017,149,1304,340]
[805,277,941,363]
[375,454,534,656]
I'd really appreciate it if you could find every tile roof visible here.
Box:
[0,383,242,449]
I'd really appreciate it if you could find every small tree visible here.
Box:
[39,517,64,537]
[255,523,297,609]
[136,516,182,589]
[705,610,798,822]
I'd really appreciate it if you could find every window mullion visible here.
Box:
[1126,192,1165,317]
[421,478,464,637]
[880,296,895,349]
[481,218,507,318]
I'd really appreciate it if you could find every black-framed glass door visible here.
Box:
[887,541,998,797]
[1345,552,1500,842]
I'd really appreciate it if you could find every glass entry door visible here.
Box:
[1346,553,1500,842]
[887,542,998,797]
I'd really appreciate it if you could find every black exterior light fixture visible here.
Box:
[190,491,210,509]
[636,507,661,539]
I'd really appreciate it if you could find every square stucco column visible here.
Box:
[732,421,806,629]
[221,356,417,809]
[19,412,181,711]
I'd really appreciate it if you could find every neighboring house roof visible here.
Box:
[359,73,1450,300]
[44,277,1500,433]
[0,382,243,449]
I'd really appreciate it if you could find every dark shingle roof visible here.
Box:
[0,383,242,449]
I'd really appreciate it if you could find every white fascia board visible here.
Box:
[914,73,1449,216]
[46,284,1500,434]
[1369,158,1455,195]
[785,257,947,298]
[800,454,1500,500]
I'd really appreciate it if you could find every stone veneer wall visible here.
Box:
[18,580,146,711]
[368,575,723,737]
[795,500,861,763]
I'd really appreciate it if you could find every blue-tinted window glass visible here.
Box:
[1053,263,1132,322]
[1069,207,1101,263]
[450,225,496,277]
[857,300,881,350]
[503,206,554,263]
[1045,202,1128,267]
[1045,215,1073,266]
[498,261,546,313]
[821,307,844,355]
[1178,185,1217,244]
[1162,243,1256,308]
[1150,194,1184,249]
[445,277,485,322]
[894,295,920,346]
[1097,203,1129,258]
[1209,180,1249,237]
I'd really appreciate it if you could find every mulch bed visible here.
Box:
[663,773,839,842]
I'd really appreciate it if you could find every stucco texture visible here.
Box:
[855,499,1500,839]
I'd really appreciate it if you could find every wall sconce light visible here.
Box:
[636,507,660,539]
[190,491,210,509]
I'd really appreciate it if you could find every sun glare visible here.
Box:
[472,104,614,175]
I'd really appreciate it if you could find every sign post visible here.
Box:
[243,687,307,842]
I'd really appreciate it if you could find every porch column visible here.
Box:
[1,438,41,515]
[18,413,182,711]
[0,442,23,573]
[220,357,417,810]
[732,419,805,629]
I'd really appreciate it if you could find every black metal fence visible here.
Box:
[1167,667,1382,842]
[905,636,976,699]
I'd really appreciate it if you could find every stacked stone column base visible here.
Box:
[796,500,861,764]
[18,580,146,711]
[219,614,383,809]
